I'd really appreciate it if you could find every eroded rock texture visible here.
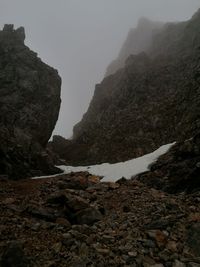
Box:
[0,24,61,179]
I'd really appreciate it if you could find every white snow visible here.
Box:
[32,172,64,180]
[56,142,175,182]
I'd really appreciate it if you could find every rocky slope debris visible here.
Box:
[0,24,61,179]
[0,174,200,266]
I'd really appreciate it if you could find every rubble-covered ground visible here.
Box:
[0,173,200,267]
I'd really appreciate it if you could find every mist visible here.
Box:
[0,0,199,138]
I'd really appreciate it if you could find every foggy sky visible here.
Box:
[0,0,199,138]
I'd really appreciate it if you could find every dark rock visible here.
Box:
[46,191,102,225]
[55,217,71,229]
[74,207,103,225]
[0,241,29,267]
[116,177,128,185]
[26,205,59,222]
[123,206,131,213]
[0,25,61,179]
[47,192,90,211]
[187,223,200,257]
[187,263,200,267]
[144,217,176,230]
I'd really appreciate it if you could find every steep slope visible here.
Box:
[51,9,200,168]
[0,25,61,179]
[105,18,164,76]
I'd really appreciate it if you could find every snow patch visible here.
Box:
[32,172,64,180]
[57,142,175,182]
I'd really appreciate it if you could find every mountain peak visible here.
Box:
[0,24,25,45]
[191,7,200,20]
[137,17,151,27]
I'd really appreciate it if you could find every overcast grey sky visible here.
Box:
[0,0,199,138]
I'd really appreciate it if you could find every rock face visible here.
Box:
[0,25,61,179]
[52,9,200,166]
[136,134,200,193]
[105,18,164,76]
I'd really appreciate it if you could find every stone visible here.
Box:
[187,223,200,256]
[166,241,178,252]
[0,241,29,267]
[172,260,186,267]
[123,205,131,212]
[188,263,200,267]
[146,230,168,247]
[188,213,200,223]
[52,242,62,254]
[30,222,41,231]
[88,175,101,184]
[128,251,138,257]
[96,248,110,255]
[2,197,15,205]
[74,207,103,225]
[66,195,90,212]
[56,218,71,229]
[47,192,89,212]
[116,177,128,185]
[62,234,74,247]
[108,182,120,190]
[145,217,175,230]
[26,206,57,222]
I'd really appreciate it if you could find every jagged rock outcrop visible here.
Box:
[0,24,61,179]
[105,18,164,76]
[51,9,200,167]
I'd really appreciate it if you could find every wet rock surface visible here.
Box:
[0,173,199,266]
[0,24,61,179]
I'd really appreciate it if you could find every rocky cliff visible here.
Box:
[52,9,200,167]
[0,25,61,179]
